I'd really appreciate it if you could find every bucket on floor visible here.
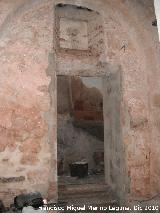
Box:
[69,162,88,178]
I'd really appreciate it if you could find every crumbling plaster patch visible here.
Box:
[0,0,56,205]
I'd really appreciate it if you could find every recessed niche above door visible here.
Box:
[60,18,88,50]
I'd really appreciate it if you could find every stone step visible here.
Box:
[58,183,117,205]
[58,182,118,212]
[58,183,109,195]
[59,190,115,200]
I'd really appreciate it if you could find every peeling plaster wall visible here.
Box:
[0,0,56,205]
[0,0,159,205]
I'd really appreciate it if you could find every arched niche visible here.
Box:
[55,3,106,62]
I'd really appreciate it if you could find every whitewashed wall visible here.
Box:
[154,0,160,41]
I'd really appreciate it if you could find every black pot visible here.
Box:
[69,162,88,178]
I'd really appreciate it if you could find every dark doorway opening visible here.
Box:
[57,75,108,203]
